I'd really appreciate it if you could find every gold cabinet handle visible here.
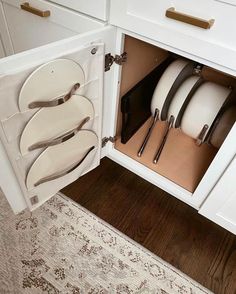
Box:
[166,7,214,29]
[20,2,51,17]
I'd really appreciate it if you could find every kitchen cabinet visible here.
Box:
[0,0,235,234]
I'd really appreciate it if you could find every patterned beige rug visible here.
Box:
[0,190,212,294]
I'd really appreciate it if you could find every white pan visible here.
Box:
[152,76,203,163]
[26,130,98,189]
[181,82,231,145]
[138,58,196,157]
[167,76,202,128]
[151,58,196,120]
[20,95,94,156]
[19,59,85,112]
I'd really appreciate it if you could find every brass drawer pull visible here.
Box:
[20,2,51,18]
[166,7,214,29]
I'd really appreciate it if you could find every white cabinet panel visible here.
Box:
[0,25,116,213]
[48,0,109,21]
[200,155,236,234]
[2,0,104,54]
[110,0,236,74]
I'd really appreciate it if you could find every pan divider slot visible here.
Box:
[115,118,217,193]
[114,34,236,194]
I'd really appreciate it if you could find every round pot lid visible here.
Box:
[19,59,85,112]
[20,95,94,155]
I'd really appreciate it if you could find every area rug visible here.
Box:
[0,190,212,294]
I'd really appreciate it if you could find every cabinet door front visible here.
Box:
[2,0,104,55]
[199,155,236,234]
[0,26,115,213]
[110,0,236,74]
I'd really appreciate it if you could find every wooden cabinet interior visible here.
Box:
[115,35,236,193]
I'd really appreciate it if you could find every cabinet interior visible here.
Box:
[114,35,236,193]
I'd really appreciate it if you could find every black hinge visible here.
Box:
[102,136,116,147]
[105,52,127,72]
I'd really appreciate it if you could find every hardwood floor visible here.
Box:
[62,158,236,294]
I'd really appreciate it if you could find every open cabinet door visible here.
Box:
[0,26,116,213]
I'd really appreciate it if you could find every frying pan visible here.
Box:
[152,75,202,163]
[181,82,231,145]
[138,58,197,158]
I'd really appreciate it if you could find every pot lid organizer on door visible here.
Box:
[0,43,104,210]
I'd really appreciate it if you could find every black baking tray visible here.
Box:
[121,56,174,144]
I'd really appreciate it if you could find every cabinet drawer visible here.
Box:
[48,0,108,21]
[2,0,104,54]
[110,0,236,72]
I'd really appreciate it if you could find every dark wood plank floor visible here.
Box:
[62,158,236,294]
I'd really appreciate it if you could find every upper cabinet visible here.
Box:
[110,0,236,75]
[48,0,109,21]
[1,0,105,55]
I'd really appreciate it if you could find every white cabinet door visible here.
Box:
[0,25,116,213]
[2,0,105,54]
[199,155,236,234]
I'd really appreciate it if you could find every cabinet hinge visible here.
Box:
[105,52,127,72]
[102,136,116,147]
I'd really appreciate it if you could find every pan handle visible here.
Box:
[153,115,174,164]
[196,124,209,146]
[137,108,159,157]
[34,146,95,186]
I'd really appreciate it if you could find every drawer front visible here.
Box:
[2,0,104,54]
[110,0,236,73]
[48,0,108,21]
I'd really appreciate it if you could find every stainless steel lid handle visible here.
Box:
[28,83,80,109]
[28,116,90,151]
[34,146,95,187]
